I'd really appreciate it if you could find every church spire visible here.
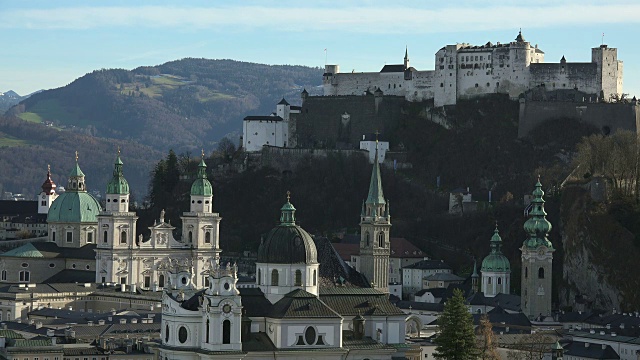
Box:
[404,46,410,69]
[523,176,553,249]
[366,133,385,206]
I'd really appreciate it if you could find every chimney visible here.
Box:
[46,329,55,337]
[98,319,105,325]
[87,321,93,326]
[602,344,607,350]
[35,322,42,329]
[505,327,510,333]
[585,342,590,348]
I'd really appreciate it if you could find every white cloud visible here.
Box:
[2,4,639,33]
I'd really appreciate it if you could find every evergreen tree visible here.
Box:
[434,289,478,360]
[478,314,499,360]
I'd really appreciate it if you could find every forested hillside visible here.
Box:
[6,59,322,152]
[0,114,162,198]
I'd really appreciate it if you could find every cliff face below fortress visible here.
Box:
[559,187,640,312]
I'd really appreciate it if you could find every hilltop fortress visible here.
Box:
[323,31,623,107]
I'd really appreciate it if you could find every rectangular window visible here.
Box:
[41,201,46,206]
[144,276,151,288]
[120,277,127,285]
[66,232,73,243]
[87,232,93,243]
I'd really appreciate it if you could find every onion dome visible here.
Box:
[481,224,510,272]
[48,154,101,223]
[190,153,213,196]
[41,165,56,195]
[257,193,317,264]
[106,151,129,195]
[523,178,553,249]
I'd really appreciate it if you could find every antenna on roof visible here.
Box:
[602,32,605,46]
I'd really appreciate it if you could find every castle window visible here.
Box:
[1,270,6,281]
[295,270,302,286]
[103,230,108,243]
[159,274,165,288]
[496,82,499,88]
[475,84,479,88]
[378,232,385,248]
[440,83,444,88]
[19,270,30,282]
[271,269,279,286]
[487,82,490,87]
[120,231,126,244]
[223,320,231,344]
[538,267,545,279]
[205,232,211,244]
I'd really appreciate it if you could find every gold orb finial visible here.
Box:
[75,151,78,162]
[202,149,205,158]
[117,146,121,156]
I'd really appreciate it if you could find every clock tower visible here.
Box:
[202,259,242,351]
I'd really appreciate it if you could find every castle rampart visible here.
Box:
[324,32,623,107]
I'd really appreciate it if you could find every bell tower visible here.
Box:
[38,165,58,214]
[521,177,554,319]
[202,259,242,351]
[359,134,391,293]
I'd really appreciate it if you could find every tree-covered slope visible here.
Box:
[7,59,322,152]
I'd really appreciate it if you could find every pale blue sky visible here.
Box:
[2,0,639,97]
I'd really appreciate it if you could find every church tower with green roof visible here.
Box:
[359,138,391,293]
[180,152,221,255]
[481,224,511,297]
[520,178,555,319]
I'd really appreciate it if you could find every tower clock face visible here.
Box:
[42,195,46,199]
[223,304,232,313]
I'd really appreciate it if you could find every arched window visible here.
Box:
[19,270,30,282]
[365,232,370,247]
[52,232,56,242]
[103,230,108,243]
[295,270,302,286]
[538,267,545,279]
[313,270,317,286]
[120,231,126,244]
[258,269,261,285]
[497,277,502,284]
[188,231,193,243]
[205,232,211,244]
[223,320,231,344]
[271,269,279,286]
[206,318,210,343]
[378,232,385,248]
[158,274,165,288]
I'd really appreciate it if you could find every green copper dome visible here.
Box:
[190,158,213,197]
[481,225,511,272]
[106,154,129,195]
[47,191,102,223]
[523,179,553,249]
[69,162,85,177]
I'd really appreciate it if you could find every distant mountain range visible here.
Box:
[0,90,41,112]
[5,59,323,152]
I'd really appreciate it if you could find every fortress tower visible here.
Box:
[592,45,623,100]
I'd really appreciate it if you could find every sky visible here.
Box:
[2,0,640,97]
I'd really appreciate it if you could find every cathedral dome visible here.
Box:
[47,191,102,223]
[257,196,317,264]
[106,154,129,195]
[191,158,213,196]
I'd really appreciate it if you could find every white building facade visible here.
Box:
[324,32,623,106]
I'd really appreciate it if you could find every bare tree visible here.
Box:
[477,314,500,360]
